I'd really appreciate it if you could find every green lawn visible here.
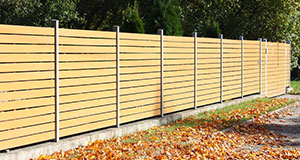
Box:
[289,81,300,95]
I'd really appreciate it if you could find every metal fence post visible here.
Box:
[158,29,164,117]
[219,34,223,103]
[258,38,262,96]
[51,19,59,142]
[289,41,292,87]
[193,32,197,109]
[240,36,244,98]
[113,25,120,127]
[263,38,268,97]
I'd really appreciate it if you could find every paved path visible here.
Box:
[267,95,300,149]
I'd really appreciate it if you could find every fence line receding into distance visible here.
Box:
[0,22,291,150]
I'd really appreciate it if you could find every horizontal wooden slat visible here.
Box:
[60,46,115,53]
[60,89,115,104]
[60,76,115,87]
[0,80,53,92]
[0,131,54,151]
[0,97,54,111]
[120,97,160,109]
[0,63,53,73]
[0,44,54,53]
[0,24,53,36]
[197,38,220,43]
[121,84,160,96]
[60,119,115,137]
[60,37,115,46]
[223,39,241,44]
[120,32,159,41]
[198,97,220,106]
[164,86,194,95]
[121,103,160,116]
[0,105,54,121]
[164,36,194,43]
[0,54,53,63]
[0,123,54,142]
[60,69,116,78]
[60,28,115,39]
[121,72,160,81]
[121,39,159,47]
[60,97,115,112]
[121,90,160,102]
[0,88,54,101]
[198,43,220,48]
[0,114,53,131]
[120,53,160,60]
[164,80,194,90]
[60,53,116,61]
[164,42,194,48]
[61,105,114,121]
[120,60,160,66]
[121,78,160,87]
[121,109,160,124]
[0,34,54,44]
[164,90,193,101]
[120,66,160,74]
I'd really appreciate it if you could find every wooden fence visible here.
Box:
[0,23,291,150]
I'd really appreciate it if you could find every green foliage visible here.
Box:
[120,1,144,33]
[0,0,83,28]
[203,19,221,38]
[145,0,183,36]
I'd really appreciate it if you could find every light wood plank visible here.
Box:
[0,131,54,151]
[60,119,115,137]
[0,105,54,121]
[0,24,53,35]
[60,37,115,46]
[0,44,54,53]
[60,28,115,39]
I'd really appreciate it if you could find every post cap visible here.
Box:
[263,38,267,42]
[258,38,262,41]
[112,25,119,31]
[218,34,223,38]
[239,36,244,40]
[157,29,163,35]
[192,32,197,37]
[51,19,59,27]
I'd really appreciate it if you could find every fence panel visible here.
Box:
[278,43,286,95]
[243,40,260,96]
[0,24,55,150]
[58,28,116,137]
[222,39,242,100]
[197,38,221,106]
[266,42,279,97]
[286,43,291,87]
[119,33,161,123]
[0,23,292,151]
[163,36,194,113]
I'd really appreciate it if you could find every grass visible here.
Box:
[122,97,295,144]
[289,81,300,95]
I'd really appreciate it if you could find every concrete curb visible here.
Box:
[0,95,259,160]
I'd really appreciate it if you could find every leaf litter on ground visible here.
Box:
[34,98,300,159]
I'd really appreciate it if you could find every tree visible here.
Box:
[202,19,221,38]
[0,0,83,28]
[145,0,183,36]
[120,1,145,33]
